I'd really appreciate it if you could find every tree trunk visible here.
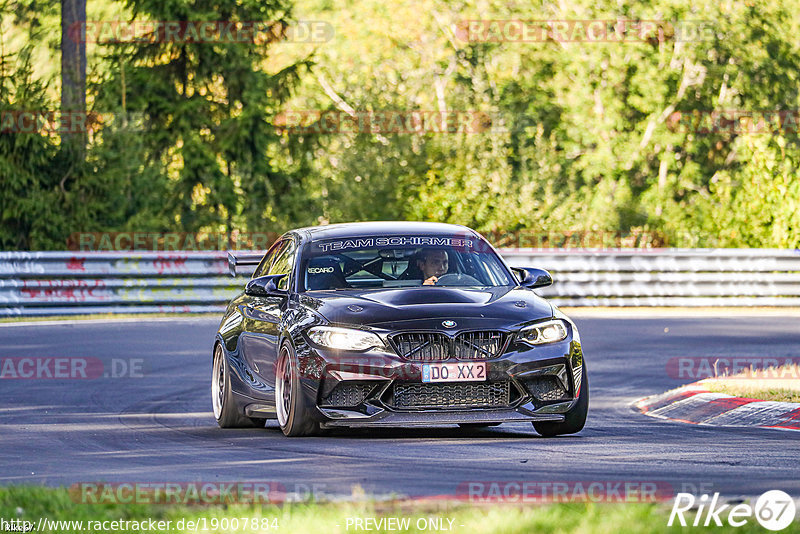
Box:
[60,0,86,150]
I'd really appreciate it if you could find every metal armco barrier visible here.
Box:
[502,249,800,307]
[0,251,242,316]
[1,249,799,316]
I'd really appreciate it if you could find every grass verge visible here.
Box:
[700,364,800,403]
[1,486,797,533]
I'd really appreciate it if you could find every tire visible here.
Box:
[458,423,501,428]
[275,341,319,437]
[212,344,264,428]
[532,367,589,437]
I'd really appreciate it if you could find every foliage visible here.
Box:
[1,0,800,249]
[0,49,74,249]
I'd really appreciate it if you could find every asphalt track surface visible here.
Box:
[1,315,798,500]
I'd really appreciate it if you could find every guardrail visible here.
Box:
[502,249,800,307]
[0,251,240,316]
[1,249,799,316]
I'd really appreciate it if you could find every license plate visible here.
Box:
[422,362,486,383]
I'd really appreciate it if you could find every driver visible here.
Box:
[417,249,449,285]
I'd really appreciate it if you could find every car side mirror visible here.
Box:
[246,274,288,297]
[511,267,553,289]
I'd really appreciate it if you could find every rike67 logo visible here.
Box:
[669,491,796,531]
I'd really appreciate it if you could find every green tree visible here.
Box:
[94,0,310,235]
[0,49,79,249]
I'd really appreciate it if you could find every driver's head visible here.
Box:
[417,249,449,279]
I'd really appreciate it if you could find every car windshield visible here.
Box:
[300,235,514,291]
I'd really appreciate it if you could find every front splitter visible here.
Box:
[319,408,565,428]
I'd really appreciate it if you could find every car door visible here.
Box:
[239,238,296,392]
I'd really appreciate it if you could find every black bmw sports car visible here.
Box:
[213,222,587,437]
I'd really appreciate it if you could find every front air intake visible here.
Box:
[320,383,375,407]
[390,331,508,361]
[389,382,512,409]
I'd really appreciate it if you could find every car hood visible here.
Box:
[299,286,553,330]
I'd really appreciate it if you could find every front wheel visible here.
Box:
[275,342,319,437]
[532,367,589,437]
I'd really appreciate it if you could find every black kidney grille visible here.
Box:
[522,376,569,402]
[391,382,511,409]
[391,331,507,361]
[454,331,507,360]
[391,332,450,361]
[321,383,375,407]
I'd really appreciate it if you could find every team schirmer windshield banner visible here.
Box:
[314,236,474,252]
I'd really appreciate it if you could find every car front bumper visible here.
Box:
[294,328,584,428]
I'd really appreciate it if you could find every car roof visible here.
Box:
[290,221,482,242]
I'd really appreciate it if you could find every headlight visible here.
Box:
[519,319,569,345]
[307,326,384,351]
